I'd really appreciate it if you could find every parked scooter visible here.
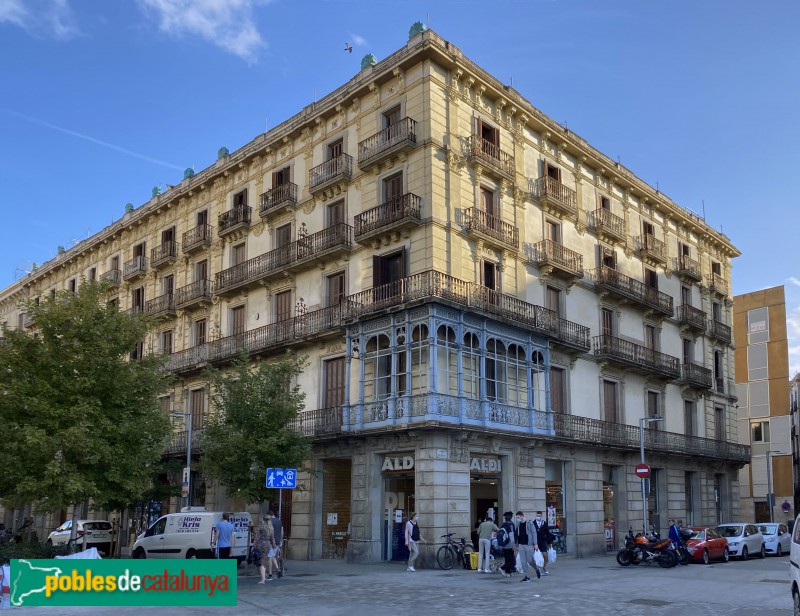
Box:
[617,528,677,568]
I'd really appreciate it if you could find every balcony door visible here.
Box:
[275,290,292,323]
[477,119,499,154]
[681,286,692,307]
[163,274,174,296]
[323,357,346,409]
[601,308,614,337]
[328,139,343,160]
[195,259,208,283]
[384,173,403,206]
[275,224,292,249]
[231,305,246,336]
[161,226,175,245]
[272,167,290,188]
[602,380,619,423]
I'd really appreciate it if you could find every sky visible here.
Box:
[1,0,799,370]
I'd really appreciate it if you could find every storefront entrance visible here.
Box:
[470,456,501,549]
[382,454,415,561]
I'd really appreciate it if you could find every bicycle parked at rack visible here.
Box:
[436,533,475,570]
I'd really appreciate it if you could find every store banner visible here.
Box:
[8,559,237,607]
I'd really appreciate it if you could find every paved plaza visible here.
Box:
[9,552,794,615]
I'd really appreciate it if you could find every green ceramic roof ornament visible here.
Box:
[152,186,161,197]
[125,202,134,213]
[57,246,65,254]
[217,146,229,159]
[184,167,195,179]
[409,22,426,39]
[361,54,377,70]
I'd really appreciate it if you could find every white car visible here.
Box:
[790,515,800,615]
[716,523,765,560]
[759,523,791,556]
[46,520,114,555]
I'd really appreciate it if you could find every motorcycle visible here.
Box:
[672,528,693,566]
[617,529,677,568]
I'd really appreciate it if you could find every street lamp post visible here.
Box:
[640,416,663,535]
[765,450,785,523]
[171,411,193,509]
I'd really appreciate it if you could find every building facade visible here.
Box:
[733,286,792,523]
[0,26,746,560]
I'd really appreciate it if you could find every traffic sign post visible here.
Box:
[267,468,298,521]
[634,463,651,479]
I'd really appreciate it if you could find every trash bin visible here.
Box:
[468,551,480,570]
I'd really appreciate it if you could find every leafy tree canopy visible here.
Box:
[0,281,171,513]
[201,353,310,504]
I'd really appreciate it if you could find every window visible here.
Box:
[602,380,619,423]
[383,173,403,203]
[462,332,480,400]
[480,186,495,217]
[712,301,721,322]
[326,272,346,306]
[161,226,175,245]
[194,319,207,346]
[233,189,248,208]
[383,106,401,129]
[601,247,616,269]
[601,308,614,337]
[684,400,696,436]
[645,268,658,290]
[747,307,769,344]
[159,396,171,416]
[133,241,146,259]
[272,167,290,188]
[364,335,391,401]
[436,326,459,396]
[275,224,292,249]
[478,118,499,153]
[163,274,174,296]
[195,259,208,282]
[161,330,173,355]
[545,286,561,316]
[714,351,724,393]
[327,139,343,160]
[111,255,120,271]
[409,324,429,395]
[599,195,611,210]
[550,367,566,414]
[543,160,561,181]
[231,243,246,267]
[197,209,208,227]
[482,260,499,291]
[327,200,345,227]
[190,389,205,430]
[130,340,144,361]
[89,267,97,282]
[373,248,406,287]
[647,391,660,423]
[505,344,528,408]
[68,278,76,294]
[678,241,690,257]
[751,420,770,443]
[323,357,346,408]
[132,287,145,313]
[711,261,721,276]
[682,338,693,364]
[50,289,56,299]
[715,405,725,440]
[680,286,691,307]
[231,305,246,336]
[644,325,657,350]
[643,221,655,237]
[485,339,507,403]
[545,220,561,243]
[275,290,292,322]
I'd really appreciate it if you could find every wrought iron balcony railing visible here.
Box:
[354,193,422,241]
[218,205,251,236]
[288,407,344,437]
[587,208,625,242]
[151,241,179,268]
[145,292,175,317]
[166,344,208,373]
[592,334,681,379]
[466,135,515,179]
[463,207,519,250]
[182,224,213,253]
[681,362,713,389]
[590,266,673,317]
[123,256,148,281]
[100,269,122,287]
[358,117,417,168]
[633,234,668,264]
[676,304,707,331]
[709,319,732,344]
[673,255,702,281]
[529,176,578,216]
[707,273,729,296]
[309,154,353,191]
[175,279,213,309]
[259,182,298,216]
[527,240,583,279]
[165,429,204,455]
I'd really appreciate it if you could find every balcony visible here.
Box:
[208,304,345,363]
[214,224,354,296]
[175,279,213,310]
[100,269,122,287]
[707,273,728,297]
[145,292,176,318]
[633,234,668,266]
[357,117,417,170]
[529,176,578,218]
[463,207,519,251]
[182,225,213,254]
[592,335,681,379]
[346,269,590,352]
[23,314,35,329]
[676,304,707,333]
[165,429,203,455]
[151,241,179,269]
[681,362,713,390]
[122,256,147,281]
[354,193,422,244]
[166,344,208,374]
[526,240,583,281]
[288,407,344,437]
[218,205,251,237]
[709,319,732,344]
[587,208,626,243]
[465,135,515,181]
[590,266,674,317]
[259,182,298,218]
[673,255,702,282]
[309,154,353,194]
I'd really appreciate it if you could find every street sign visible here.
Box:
[182,467,190,484]
[266,468,297,489]
[181,482,190,497]
[634,463,651,479]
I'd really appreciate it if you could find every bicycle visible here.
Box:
[436,533,474,570]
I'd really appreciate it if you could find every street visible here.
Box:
[9,551,794,615]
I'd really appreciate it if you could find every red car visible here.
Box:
[685,527,730,564]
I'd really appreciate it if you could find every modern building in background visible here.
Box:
[0,26,747,560]
[733,286,792,523]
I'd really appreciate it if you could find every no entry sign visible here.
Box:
[635,463,651,479]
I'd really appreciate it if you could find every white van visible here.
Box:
[131,508,251,564]
[791,515,800,615]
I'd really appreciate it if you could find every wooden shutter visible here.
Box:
[327,201,344,227]
[550,367,564,414]
[194,319,206,346]
[197,210,208,226]
[323,357,346,408]
[603,380,617,423]
[327,273,345,306]
[601,308,614,337]
[163,274,174,295]
[373,255,382,287]
[275,291,292,322]
[196,260,208,282]
[546,286,561,315]
[231,306,245,335]
[190,389,205,430]
[276,224,292,248]
[481,187,494,217]
[384,173,403,202]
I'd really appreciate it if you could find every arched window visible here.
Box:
[436,325,458,396]
[486,338,507,403]
[410,324,430,394]
[364,334,391,401]
[506,344,528,407]
[463,332,480,399]
[531,349,546,411]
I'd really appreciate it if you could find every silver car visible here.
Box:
[759,523,791,556]
[716,523,766,560]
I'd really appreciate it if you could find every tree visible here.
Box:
[0,281,171,523]
[201,353,310,505]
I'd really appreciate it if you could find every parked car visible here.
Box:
[759,523,791,556]
[789,514,800,615]
[685,526,730,564]
[46,520,114,555]
[716,523,765,560]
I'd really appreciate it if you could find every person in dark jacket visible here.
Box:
[668,519,681,547]
[532,510,551,575]
[499,511,516,577]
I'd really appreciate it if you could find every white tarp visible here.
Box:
[54,547,102,559]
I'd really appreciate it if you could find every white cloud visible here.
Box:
[787,277,800,288]
[350,33,367,47]
[0,0,79,40]
[138,0,267,62]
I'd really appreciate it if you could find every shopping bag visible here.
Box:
[533,547,545,568]
[547,546,557,565]
[515,552,523,573]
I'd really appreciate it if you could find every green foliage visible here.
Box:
[0,281,171,513]
[0,541,70,565]
[201,352,310,504]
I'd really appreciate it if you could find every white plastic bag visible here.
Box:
[547,546,557,565]
[515,552,523,573]
[533,547,545,568]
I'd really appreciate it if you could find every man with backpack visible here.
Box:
[515,511,541,582]
[404,513,426,572]
[497,511,516,577]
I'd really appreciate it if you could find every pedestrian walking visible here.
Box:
[405,513,426,571]
[211,513,235,560]
[270,510,284,577]
[515,511,541,582]
[476,516,499,573]
[498,511,516,577]
[668,519,680,548]
[255,514,279,583]
[532,511,551,575]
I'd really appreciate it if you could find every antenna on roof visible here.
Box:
[656,181,659,194]
[426,13,429,29]
[702,199,706,219]
[265,117,268,133]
